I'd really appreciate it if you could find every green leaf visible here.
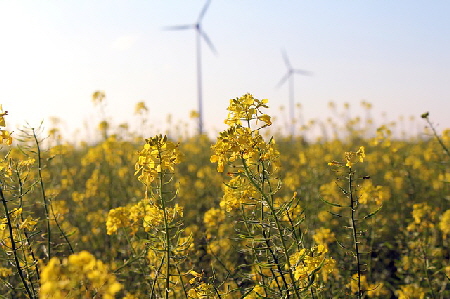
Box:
[363,205,383,220]
[319,196,344,207]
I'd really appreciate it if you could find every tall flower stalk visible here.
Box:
[135,135,184,299]
[0,107,40,298]
[326,146,384,298]
[211,94,334,298]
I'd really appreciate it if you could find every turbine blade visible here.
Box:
[199,30,217,55]
[281,49,291,69]
[293,69,313,76]
[276,72,290,88]
[163,24,194,31]
[198,0,212,22]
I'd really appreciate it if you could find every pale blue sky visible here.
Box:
[1,1,449,138]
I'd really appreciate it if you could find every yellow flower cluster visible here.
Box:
[92,90,106,105]
[224,93,271,127]
[288,245,336,286]
[142,202,183,232]
[211,94,279,173]
[135,134,182,185]
[106,206,131,235]
[0,267,13,277]
[190,110,199,119]
[328,146,365,168]
[0,208,38,247]
[243,284,266,298]
[347,274,389,297]
[358,180,390,205]
[344,146,365,168]
[407,202,437,232]
[211,126,278,172]
[412,203,433,224]
[187,270,217,298]
[439,209,450,236]
[106,198,183,235]
[396,284,426,299]
[0,105,12,145]
[313,227,336,249]
[373,125,392,146]
[203,208,226,229]
[187,282,216,298]
[40,251,122,299]
[134,101,148,115]
[220,176,258,212]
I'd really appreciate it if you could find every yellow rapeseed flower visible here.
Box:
[135,134,182,185]
[345,146,365,168]
[134,101,148,115]
[224,94,269,127]
[188,282,216,298]
[439,209,450,236]
[106,206,131,235]
[396,284,425,299]
[92,90,106,105]
[0,105,12,145]
[40,251,122,299]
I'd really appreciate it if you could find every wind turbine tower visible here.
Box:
[276,50,311,135]
[165,0,217,135]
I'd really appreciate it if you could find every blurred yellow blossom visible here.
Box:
[190,110,200,119]
[92,90,106,105]
[439,209,450,236]
[134,101,148,115]
[396,284,425,299]
[40,251,122,299]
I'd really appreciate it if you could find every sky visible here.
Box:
[1,1,449,140]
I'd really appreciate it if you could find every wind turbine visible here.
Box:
[276,49,311,135]
[164,0,217,135]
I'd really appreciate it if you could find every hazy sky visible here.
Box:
[1,1,449,138]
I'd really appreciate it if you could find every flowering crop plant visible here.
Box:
[0,93,449,298]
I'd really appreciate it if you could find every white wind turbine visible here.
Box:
[276,49,312,135]
[164,0,217,135]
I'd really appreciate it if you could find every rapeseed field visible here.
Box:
[0,94,449,298]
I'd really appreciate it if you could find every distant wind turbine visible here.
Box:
[164,0,217,135]
[276,49,312,135]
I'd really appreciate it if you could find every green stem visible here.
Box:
[0,182,34,299]
[124,230,152,291]
[349,170,362,299]
[240,205,266,286]
[33,129,74,257]
[176,264,188,299]
[242,158,301,298]
[421,246,436,299]
[157,147,171,299]
[150,255,166,299]
[32,128,51,259]
[260,162,291,295]
[424,117,450,157]
[16,165,40,282]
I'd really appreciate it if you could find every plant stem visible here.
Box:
[349,170,362,299]
[424,117,450,157]
[16,166,40,282]
[0,182,34,299]
[31,128,51,259]
[157,147,171,299]
[421,246,436,299]
[242,158,301,298]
